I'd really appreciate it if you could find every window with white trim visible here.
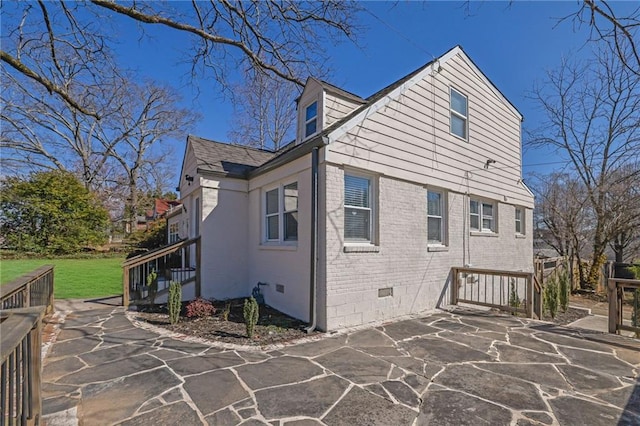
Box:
[344,173,373,242]
[168,222,180,244]
[450,88,468,140]
[264,182,298,243]
[470,199,496,232]
[427,190,445,244]
[515,207,524,235]
[304,101,318,138]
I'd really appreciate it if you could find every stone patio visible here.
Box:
[42,306,640,425]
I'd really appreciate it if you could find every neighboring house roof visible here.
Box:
[154,199,181,217]
[189,135,276,178]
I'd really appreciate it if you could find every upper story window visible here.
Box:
[470,199,495,233]
[344,173,373,243]
[450,88,468,140]
[427,190,446,245]
[305,101,318,138]
[168,222,180,244]
[265,182,298,243]
[515,207,524,235]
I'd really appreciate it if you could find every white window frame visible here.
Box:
[168,222,180,244]
[450,87,468,141]
[344,171,376,244]
[304,101,318,138]
[470,198,496,233]
[427,189,447,245]
[515,207,524,235]
[263,181,298,244]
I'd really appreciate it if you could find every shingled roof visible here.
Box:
[189,135,276,178]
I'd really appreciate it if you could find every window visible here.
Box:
[168,222,180,244]
[305,101,318,138]
[344,174,372,242]
[515,207,524,234]
[283,182,298,241]
[450,88,468,140]
[427,190,445,244]
[264,182,298,243]
[470,199,495,232]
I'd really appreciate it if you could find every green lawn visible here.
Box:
[1,257,124,299]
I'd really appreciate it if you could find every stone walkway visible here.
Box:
[42,307,640,425]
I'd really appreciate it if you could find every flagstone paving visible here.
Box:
[42,307,640,425]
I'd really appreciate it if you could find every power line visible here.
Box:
[363,6,436,59]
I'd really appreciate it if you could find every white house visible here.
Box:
[174,45,534,331]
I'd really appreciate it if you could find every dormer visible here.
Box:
[296,78,365,144]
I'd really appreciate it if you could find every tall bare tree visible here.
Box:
[528,46,640,288]
[562,0,640,76]
[228,68,299,151]
[606,165,640,262]
[1,1,362,117]
[1,71,197,229]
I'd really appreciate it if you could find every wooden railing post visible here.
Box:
[451,268,458,306]
[29,315,42,425]
[195,237,202,299]
[122,266,130,308]
[526,273,533,318]
[608,278,618,334]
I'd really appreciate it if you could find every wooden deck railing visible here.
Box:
[122,237,201,307]
[451,267,539,319]
[0,265,55,315]
[1,266,54,425]
[1,307,45,426]
[608,278,640,335]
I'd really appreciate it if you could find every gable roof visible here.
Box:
[189,135,276,179]
[189,46,524,181]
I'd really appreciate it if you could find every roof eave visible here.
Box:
[248,136,329,179]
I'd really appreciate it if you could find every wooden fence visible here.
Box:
[450,267,540,319]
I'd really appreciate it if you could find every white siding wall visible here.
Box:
[296,80,324,144]
[324,93,362,127]
[328,51,533,208]
[321,164,533,330]
[247,154,313,322]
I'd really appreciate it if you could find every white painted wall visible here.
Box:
[198,177,251,300]
[246,154,313,322]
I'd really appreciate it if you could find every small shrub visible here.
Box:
[557,267,570,313]
[509,278,521,315]
[243,296,259,338]
[544,276,559,319]
[221,303,231,321]
[168,281,182,325]
[186,298,215,318]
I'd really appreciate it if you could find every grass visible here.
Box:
[1,257,124,299]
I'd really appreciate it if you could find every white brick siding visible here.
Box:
[321,164,532,330]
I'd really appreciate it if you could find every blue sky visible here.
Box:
[112,1,631,180]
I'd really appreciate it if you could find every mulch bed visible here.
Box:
[134,298,317,346]
[133,298,593,347]
[541,307,590,326]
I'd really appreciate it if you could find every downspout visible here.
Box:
[306,146,319,333]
